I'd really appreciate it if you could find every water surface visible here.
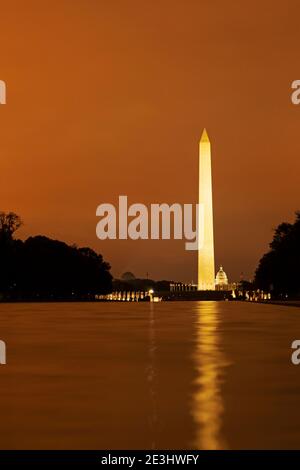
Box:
[0,301,300,449]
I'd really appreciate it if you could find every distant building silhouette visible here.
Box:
[121,272,136,281]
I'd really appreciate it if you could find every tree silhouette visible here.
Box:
[255,211,300,297]
[0,212,22,241]
[0,212,112,300]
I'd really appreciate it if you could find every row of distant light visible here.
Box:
[99,290,155,301]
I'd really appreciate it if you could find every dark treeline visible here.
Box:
[255,211,300,298]
[0,212,112,301]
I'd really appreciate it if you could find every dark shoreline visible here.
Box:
[256,300,300,309]
[0,299,299,307]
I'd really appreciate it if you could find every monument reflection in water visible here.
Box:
[1,301,300,449]
[192,302,230,449]
[145,301,231,450]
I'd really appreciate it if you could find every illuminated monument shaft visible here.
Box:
[198,129,215,290]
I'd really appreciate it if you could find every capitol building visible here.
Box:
[215,266,230,290]
[170,265,236,293]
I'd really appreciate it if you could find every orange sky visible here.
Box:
[0,1,299,282]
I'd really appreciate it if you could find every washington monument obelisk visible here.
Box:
[198,129,215,290]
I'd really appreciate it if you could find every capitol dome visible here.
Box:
[215,266,228,286]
